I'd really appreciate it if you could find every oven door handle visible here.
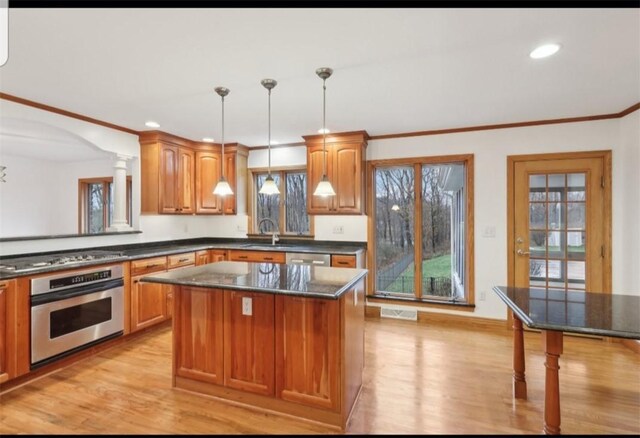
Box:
[31,278,124,307]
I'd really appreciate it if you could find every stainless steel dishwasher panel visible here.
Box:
[285,252,331,265]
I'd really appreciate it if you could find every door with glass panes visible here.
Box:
[510,152,611,325]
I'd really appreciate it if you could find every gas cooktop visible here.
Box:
[0,250,125,273]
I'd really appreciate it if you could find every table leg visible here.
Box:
[512,312,527,399]
[542,330,563,435]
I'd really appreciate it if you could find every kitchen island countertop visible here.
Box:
[140,261,367,300]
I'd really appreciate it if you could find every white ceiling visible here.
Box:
[1,8,638,147]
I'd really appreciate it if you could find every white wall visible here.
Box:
[0,154,58,236]
[617,111,640,293]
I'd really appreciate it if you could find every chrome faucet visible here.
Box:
[257,217,280,245]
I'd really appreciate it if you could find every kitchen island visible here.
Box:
[140,261,367,430]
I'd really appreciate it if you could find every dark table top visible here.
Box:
[141,261,368,300]
[493,286,640,339]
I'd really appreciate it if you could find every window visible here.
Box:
[79,177,132,233]
[252,169,311,236]
[371,155,474,304]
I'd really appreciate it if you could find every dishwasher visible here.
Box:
[285,252,331,266]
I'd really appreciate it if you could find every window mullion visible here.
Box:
[414,163,423,300]
[279,171,285,235]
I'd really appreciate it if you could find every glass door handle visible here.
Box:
[516,249,530,256]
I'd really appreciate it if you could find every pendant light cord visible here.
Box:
[268,88,272,175]
[322,78,327,177]
[221,94,225,179]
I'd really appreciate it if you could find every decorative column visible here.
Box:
[107,154,133,232]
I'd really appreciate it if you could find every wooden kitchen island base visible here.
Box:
[170,277,366,430]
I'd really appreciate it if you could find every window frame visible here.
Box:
[248,166,314,238]
[367,154,475,307]
[78,176,132,233]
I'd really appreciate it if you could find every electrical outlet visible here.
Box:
[242,297,252,316]
[479,290,486,301]
[483,226,496,238]
[333,225,344,234]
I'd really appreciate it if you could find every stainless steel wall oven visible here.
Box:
[30,265,124,368]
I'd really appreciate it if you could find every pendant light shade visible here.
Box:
[213,86,234,197]
[313,67,336,197]
[314,175,336,197]
[259,78,280,195]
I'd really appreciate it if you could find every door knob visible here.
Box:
[516,249,530,256]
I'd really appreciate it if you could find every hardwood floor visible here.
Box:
[1,318,638,434]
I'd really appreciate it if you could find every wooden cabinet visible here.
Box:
[223,291,275,396]
[195,250,211,266]
[0,281,10,384]
[174,286,224,385]
[210,250,228,262]
[304,131,368,215]
[228,250,286,263]
[275,295,341,410]
[195,150,223,214]
[0,279,29,384]
[140,132,248,216]
[331,254,357,268]
[168,252,196,269]
[130,256,170,332]
[158,143,194,214]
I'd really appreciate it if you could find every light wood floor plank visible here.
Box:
[1,318,638,434]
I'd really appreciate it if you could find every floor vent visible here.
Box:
[380,306,418,321]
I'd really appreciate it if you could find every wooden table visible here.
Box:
[493,286,640,435]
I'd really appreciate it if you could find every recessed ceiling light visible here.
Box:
[529,43,561,59]
[202,137,215,143]
[318,128,330,134]
[145,121,160,128]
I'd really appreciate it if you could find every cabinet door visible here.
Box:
[223,291,275,396]
[174,286,224,385]
[332,143,362,213]
[195,250,211,266]
[306,144,334,214]
[159,144,179,214]
[165,285,174,319]
[0,282,7,383]
[131,275,168,332]
[331,254,357,268]
[222,151,237,214]
[195,151,223,214]
[178,147,196,214]
[275,295,340,411]
[210,250,227,262]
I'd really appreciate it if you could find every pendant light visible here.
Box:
[259,78,280,195]
[313,67,336,197]
[212,86,234,196]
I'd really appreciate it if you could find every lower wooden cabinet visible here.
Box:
[275,295,340,410]
[210,250,227,263]
[223,291,275,396]
[195,250,210,265]
[0,281,11,384]
[174,286,224,385]
[0,279,32,384]
[131,276,168,332]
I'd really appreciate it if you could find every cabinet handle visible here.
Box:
[133,280,139,284]
[0,283,8,288]
[338,261,349,265]
[178,258,189,262]
[238,256,248,259]
[146,263,160,268]
[264,257,273,261]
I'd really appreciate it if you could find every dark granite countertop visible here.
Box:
[493,286,640,339]
[0,238,365,280]
[140,261,368,300]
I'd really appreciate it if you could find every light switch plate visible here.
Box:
[242,297,252,316]
[333,225,344,234]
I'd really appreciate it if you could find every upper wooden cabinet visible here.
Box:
[304,131,368,215]
[140,132,248,216]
